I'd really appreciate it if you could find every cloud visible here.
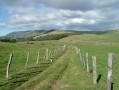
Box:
[5,6,103,30]
[37,0,119,11]
[0,22,6,27]
[0,0,119,31]
[1,0,119,11]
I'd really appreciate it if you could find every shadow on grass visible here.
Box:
[0,65,49,90]
[97,74,102,84]
[111,83,114,90]
[0,49,66,90]
[90,69,93,73]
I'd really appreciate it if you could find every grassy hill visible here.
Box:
[2,29,119,42]
[2,30,46,39]
[29,30,81,41]
[0,30,119,90]
[1,29,80,41]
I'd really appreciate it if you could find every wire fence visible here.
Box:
[0,45,67,80]
[75,46,119,90]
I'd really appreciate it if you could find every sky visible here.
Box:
[0,0,119,36]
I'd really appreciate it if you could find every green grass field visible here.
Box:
[0,30,119,90]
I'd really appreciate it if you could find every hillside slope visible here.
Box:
[1,30,78,41]
[1,30,46,39]
[0,30,119,90]
[15,48,96,90]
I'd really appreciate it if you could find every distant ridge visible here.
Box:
[1,29,118,42]
[1,29,73,39]
[0,30,46,39]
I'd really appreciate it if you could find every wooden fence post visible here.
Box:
[79,49,83,64]
[86,52,89,72]
[63,45,66,51]
[53,49,55,56]
[43,51,46,61]
[75,47,79,54]
[36,51,39,64]
[46,48,49,60]
[92,56,97,85]
[50,51,53,59]
[82,55,86,67]
[55,49,58,56]
[43,48,48,61]
[49,50,53,62]
[107,53,113,90]
[25,52,29,69]
[6,53,13,80]
[48,50,51,59]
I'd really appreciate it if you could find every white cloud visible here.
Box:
[71,18,87,23]
[10,15,39,23]
[69,18,96,24]
[0,22,6,27]
[4,5,103,30]
[1,0,119,30]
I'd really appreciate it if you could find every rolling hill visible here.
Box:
[0,29,119,90]
[0,29,80,41]
[1,29,119,42]
[1,30,46,39]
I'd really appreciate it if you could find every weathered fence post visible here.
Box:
[49,51,52,62]
[63,45,66,51]
[53,49,55,55]
[82,55,86,67]
[49,50,52,59]
[43,48,48,61]
[92,56,97,85]
[25,52,29,69]
[36,51,39,64]
[46,48,49,60]
[79,49,83,64]
[53,49,55,56]
[6,53,13,80]
[55,49,58,55]
[43,51,46,61]
[50,51,53,59]
[107,53,113,90]
[86,52,89,72]
[75,47,79,54]
[49,50,53,62]
[77,48,79,54]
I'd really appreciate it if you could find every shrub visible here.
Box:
[0,38,16,43]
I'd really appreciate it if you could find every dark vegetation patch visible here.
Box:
[0,38,16,43]
[0,63,50,90]
[33,34,69,41]
[30,33,80,41]
[78,31,111,35]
